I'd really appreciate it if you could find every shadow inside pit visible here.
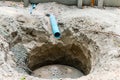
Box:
[27,42,92,79]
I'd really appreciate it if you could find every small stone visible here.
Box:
[16,15,27,23]
[108,49,120,58]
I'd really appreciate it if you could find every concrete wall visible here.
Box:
[1,0,120,7]
[0,0,22,2]
[29,0,77,5]
[30,0,99,6]
[104,0,120,7]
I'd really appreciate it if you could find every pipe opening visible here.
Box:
[54,32,61,38]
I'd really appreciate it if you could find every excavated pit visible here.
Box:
[26,30,100,79]
[28,43,90,78]
[9,26,100,79]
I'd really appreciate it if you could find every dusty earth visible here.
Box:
[0,1,120,80]
[31,65,84,79]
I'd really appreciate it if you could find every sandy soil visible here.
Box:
[0,1,120,80]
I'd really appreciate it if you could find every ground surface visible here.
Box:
[0,1,120,80]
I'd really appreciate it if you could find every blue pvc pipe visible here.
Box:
[30,3,36,14]
[32,3,36,9]
[49,14,61,39]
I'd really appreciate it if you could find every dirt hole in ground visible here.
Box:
[28,44,91,78]
[26,35,97,79]
[11,32,99,79]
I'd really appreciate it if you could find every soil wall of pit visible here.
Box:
[27,28,100,75]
